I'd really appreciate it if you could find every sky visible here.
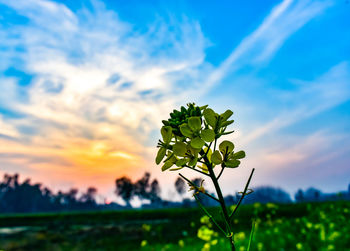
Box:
[0,0,349,203]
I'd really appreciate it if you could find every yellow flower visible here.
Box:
[296,243,303,250]
[198,226,215,241]
[188,180,205,195]
[200,215,211,225]
[140,240,148,247]
[327,244,335,250]
[253,202,261,209]
[178,239,185,248]
[142,224,151,232]
[328,231,340,241]
[202,243,211,251]
[234,232,246,242]
[211,239,218,245]
[266,202,278,209]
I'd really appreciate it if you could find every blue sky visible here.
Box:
[0,0,349,202]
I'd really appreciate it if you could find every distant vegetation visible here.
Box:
[0,173,99,213]
[0,172,349,214]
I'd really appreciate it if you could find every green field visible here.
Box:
[0,201,349,251]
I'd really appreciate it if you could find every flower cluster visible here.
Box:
[155,103,245,172]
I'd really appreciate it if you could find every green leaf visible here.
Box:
[224,159,240,168]
[191,137,205,149]
[161,126,173,143]
[164,152,174,162]
[172,142,187,157]
[176,158,188,167]
[187,144,200,156]
[211,150,223,165]
[188,116,202,131]
[198,164,208,173]
[155,147,166,164]
[221,109,233,121]
[188,156,198,167]
[221,120,234,128]
[179,123,193,138]
[161,160,174,171]
[162,120,169,126]
[219,140,234,155]
[200,129,215,142]
[233,150,246,159]
[169,166,185,171]
[203,108,217,128]
[203,147,213,162]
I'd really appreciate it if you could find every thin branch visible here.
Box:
[229,168,255,219]
[205,141,212,155]
[217,167,225,180]
[184,165,210,177]
[178,173,220,203]
[213,138,217,151]
[193,194,227,236]
[198,142,212,162]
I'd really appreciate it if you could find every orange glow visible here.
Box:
[0,128,156,198]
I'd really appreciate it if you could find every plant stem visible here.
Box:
[198,142,212,162]
[213,138,217,151]
[217,167,225,180]
[184,165,210,177]
[193,194,227,236]
[204,157,236,251]
[229,168,255,219]
[247,219,256,251]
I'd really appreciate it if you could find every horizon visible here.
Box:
[1,171,349,207]
[0,0,349,202]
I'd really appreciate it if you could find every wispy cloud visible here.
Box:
[199,0,332,94]
[240,62,350,146]
[0,0,208,193]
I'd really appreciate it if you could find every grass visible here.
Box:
[0,201,349,250]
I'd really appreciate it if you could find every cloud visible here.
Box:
[0,0,347,199]
[217,62,350,195]
[192,0,349,196]
[0,0,208,194]
[240,62,350,146]
[198,0,333,95]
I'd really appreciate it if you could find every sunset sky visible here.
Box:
[0,0,349,203]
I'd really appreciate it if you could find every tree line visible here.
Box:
[0,173,98,213]
[0,172,349,214]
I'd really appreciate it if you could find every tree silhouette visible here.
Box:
[115,176,134,207]
[295,189,304,202]
[245,186,291,204]
[149,179,161,203]
[80,187,98,208]
[175,177,186,197]
[134,172,151,200]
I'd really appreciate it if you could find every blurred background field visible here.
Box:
[1,201,349,251]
